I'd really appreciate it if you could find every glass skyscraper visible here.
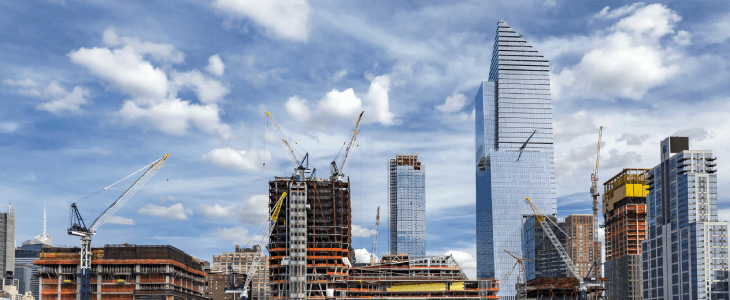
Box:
[642,137,728,300]
[475,20,556,298]
[389,154,426,256]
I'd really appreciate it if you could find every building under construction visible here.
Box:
[267,176,499,299]
[516,277,608,300]
[602,168,648,300]
[34,244,207,300]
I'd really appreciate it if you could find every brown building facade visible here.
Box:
[210,246,268,300]
[564,215,602,278]
[34,244,207,300]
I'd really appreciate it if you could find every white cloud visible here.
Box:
[285,96,312,123]
[672,127,711,142]
[593,3,646,20]
[436,93,467,113]
[318,88,363,118]
[0,122,19,134]
[351,224,377,238]
[199,203,237,219]
[445,250,476,269]
[354,248,373,264]
[553,4,683,100]
[331,69,347,82]
[602,148,642,169]
[553,111,599,143]
[137,203,192,220]
[674,30,691,45]
[239,194,270,226]
[616,132,652,146]
[3,78,38,88]
[205,54,225,77]
[106,216,135,225]
[216,226,262,247]
[212,0,311,42]
[202,148,271,171]
[69,27,232,140]
[5,79,92,114]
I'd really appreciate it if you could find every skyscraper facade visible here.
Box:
[522,215,566,281]
[475,20,556,298]
[389,154,425,256]
[642,137,728,300]
[0,205,15,279]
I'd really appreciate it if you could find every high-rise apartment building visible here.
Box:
[388,154,425,256]
[564,215,602,278]
[1,205,15,279]
[642,136,728,300]
[522,215,567,281]
[474,20,557,298]
[603,168,649,300]
[210,245,269,300]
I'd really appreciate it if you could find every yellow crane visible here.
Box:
[265,111,311,180]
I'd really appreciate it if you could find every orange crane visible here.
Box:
[500,250,532,299]
[590,126,602,279]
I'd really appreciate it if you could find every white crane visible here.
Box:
[370,206,380,266]
[524,197,601,300]
[265,111,310,180]
[590,126,602,279]
[226,192,287,300]
[67,154,169,300]
[330,111,364,182]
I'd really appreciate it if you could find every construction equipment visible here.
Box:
[330,111,364,181]
[590,126,602,279]
[67,154,170,300]
[500,250,531,299]
[370,206,380,266]
[236,192,287,300]
[265,111,310,180]
[225,264,251,300]
[524,197,600,300]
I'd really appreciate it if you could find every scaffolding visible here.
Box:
[516,277,608,300]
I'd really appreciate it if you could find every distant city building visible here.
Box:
[602,168,649,300]
[642,136,728,300]
[475,20,557,298]
[388,154,425,256]
[211,245,269,300]
[35,244,207,300]
[21,203,52,248]
[564,215,602,279]
[0,205,15,281]
[522,215,567,281]
[14,245,44,300]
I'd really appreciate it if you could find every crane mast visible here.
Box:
[331,111,364,182]
[590,126,602,280]
[371,206,380,266]
[238,192,287,300]
[68,154,169,300]
[265,111,310,180]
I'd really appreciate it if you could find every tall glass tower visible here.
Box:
[389,154,426,256]
[475,20,556,298]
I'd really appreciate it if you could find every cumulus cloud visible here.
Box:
[602,148,643,169]
[239,194,270,226]
[286,74,396,127]
[354,248,373,264]
[217,226,262,247]
[555,143,602,184]
[205,54,225,77]
[198,204,237,219]
[436,93,467,113]
[553,111,599,143]
[137,203,192,220]
[212,0,311,41]
[672,127,711,142]
[106,216,135,225]
[202,148,271,171]
[616,132,652,146]
[4,79,92,114]
[0,122,19,134]
[351,224,377,238]
[69,27,232,140]
[674,30,691,45]
[553,4,684,100]
[445,250,476,269]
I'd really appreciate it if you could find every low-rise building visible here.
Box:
[210,245,268,300]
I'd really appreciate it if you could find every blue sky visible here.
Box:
[2,0,730,278]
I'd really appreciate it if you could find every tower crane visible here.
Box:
[370,206,380,266]
[524,197,601,300]
[330,111,364,182]
[227,192,287,300]
[590,126,603,279]
[68,154,170,300]
[265,111,310,180]
[500,250,531,299]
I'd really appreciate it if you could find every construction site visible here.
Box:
[34,244,207,300]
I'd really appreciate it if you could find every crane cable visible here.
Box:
[77,157,163,203]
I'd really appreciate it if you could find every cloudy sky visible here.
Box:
[2,0,730,278]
